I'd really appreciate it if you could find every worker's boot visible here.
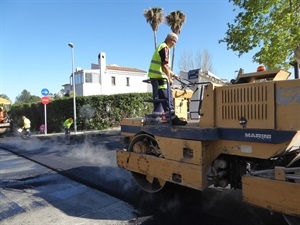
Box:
[150,111,166,123]
[171,115,187,126]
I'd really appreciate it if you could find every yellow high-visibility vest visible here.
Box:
[23,118,31,129]
[148,42,170,89]
[64,119,73,128]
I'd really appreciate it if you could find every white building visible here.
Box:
[63,52,151,96]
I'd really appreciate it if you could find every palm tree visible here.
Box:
[165,10,186,71]
[143,7,164,49]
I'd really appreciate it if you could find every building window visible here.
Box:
[111,76,116,86]
[126,77,130,86]
[74,72,83,84]
[85,73,92,83]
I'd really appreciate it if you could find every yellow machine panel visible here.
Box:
[155,136,203,165]
[275,79,300,131]
[198,84,215,128]
[215,82,275,129]
[172,89,193,120]
[243,171,300,217]
[117,151,204,191]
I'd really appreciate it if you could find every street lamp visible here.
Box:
[68,42,77,133]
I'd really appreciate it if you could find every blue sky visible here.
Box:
[1,0,259,103]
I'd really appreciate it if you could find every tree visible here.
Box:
[178,49,214,72]
[165,10,187,71]
[144,7,164,49]
[15,90,40,104]
[219,0,300,69]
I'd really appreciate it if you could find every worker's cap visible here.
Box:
[166,32,178,41]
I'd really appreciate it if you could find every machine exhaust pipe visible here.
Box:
[290,60,299,79]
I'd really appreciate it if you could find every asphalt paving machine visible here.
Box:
[116,66,300,220]
[0,97,12,135]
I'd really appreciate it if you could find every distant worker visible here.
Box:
[64,118,73,136]
[0,107,4,123]
[148,32,187,125]
[22,116,31,138]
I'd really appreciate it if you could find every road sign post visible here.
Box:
[41,91,50,135]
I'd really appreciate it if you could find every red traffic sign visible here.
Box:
[41,96,50,105]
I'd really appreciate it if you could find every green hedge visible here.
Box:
[9,93,153,133]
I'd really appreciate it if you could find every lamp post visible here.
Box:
[68,42,77,133]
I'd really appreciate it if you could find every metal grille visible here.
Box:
[216,82,274,128]
[221,86,268,120]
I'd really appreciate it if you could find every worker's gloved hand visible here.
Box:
[172,84,180,89]
[172,73,180,80]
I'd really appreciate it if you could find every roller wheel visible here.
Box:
[128,134,166,193]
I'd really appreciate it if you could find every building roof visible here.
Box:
[106,65,146,73]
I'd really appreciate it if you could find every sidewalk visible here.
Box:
[0,149,140,225]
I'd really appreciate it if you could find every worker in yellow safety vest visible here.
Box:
[22,116,31,138]
[148,32,187,125]
[64,118,73,136]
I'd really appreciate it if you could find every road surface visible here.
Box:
[0,129,289,225]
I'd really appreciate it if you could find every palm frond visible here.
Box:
[165,10,186,34]
[143,7,164,32]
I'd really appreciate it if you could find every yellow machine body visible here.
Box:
[116,69,300,218]
[0,97,12,135]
